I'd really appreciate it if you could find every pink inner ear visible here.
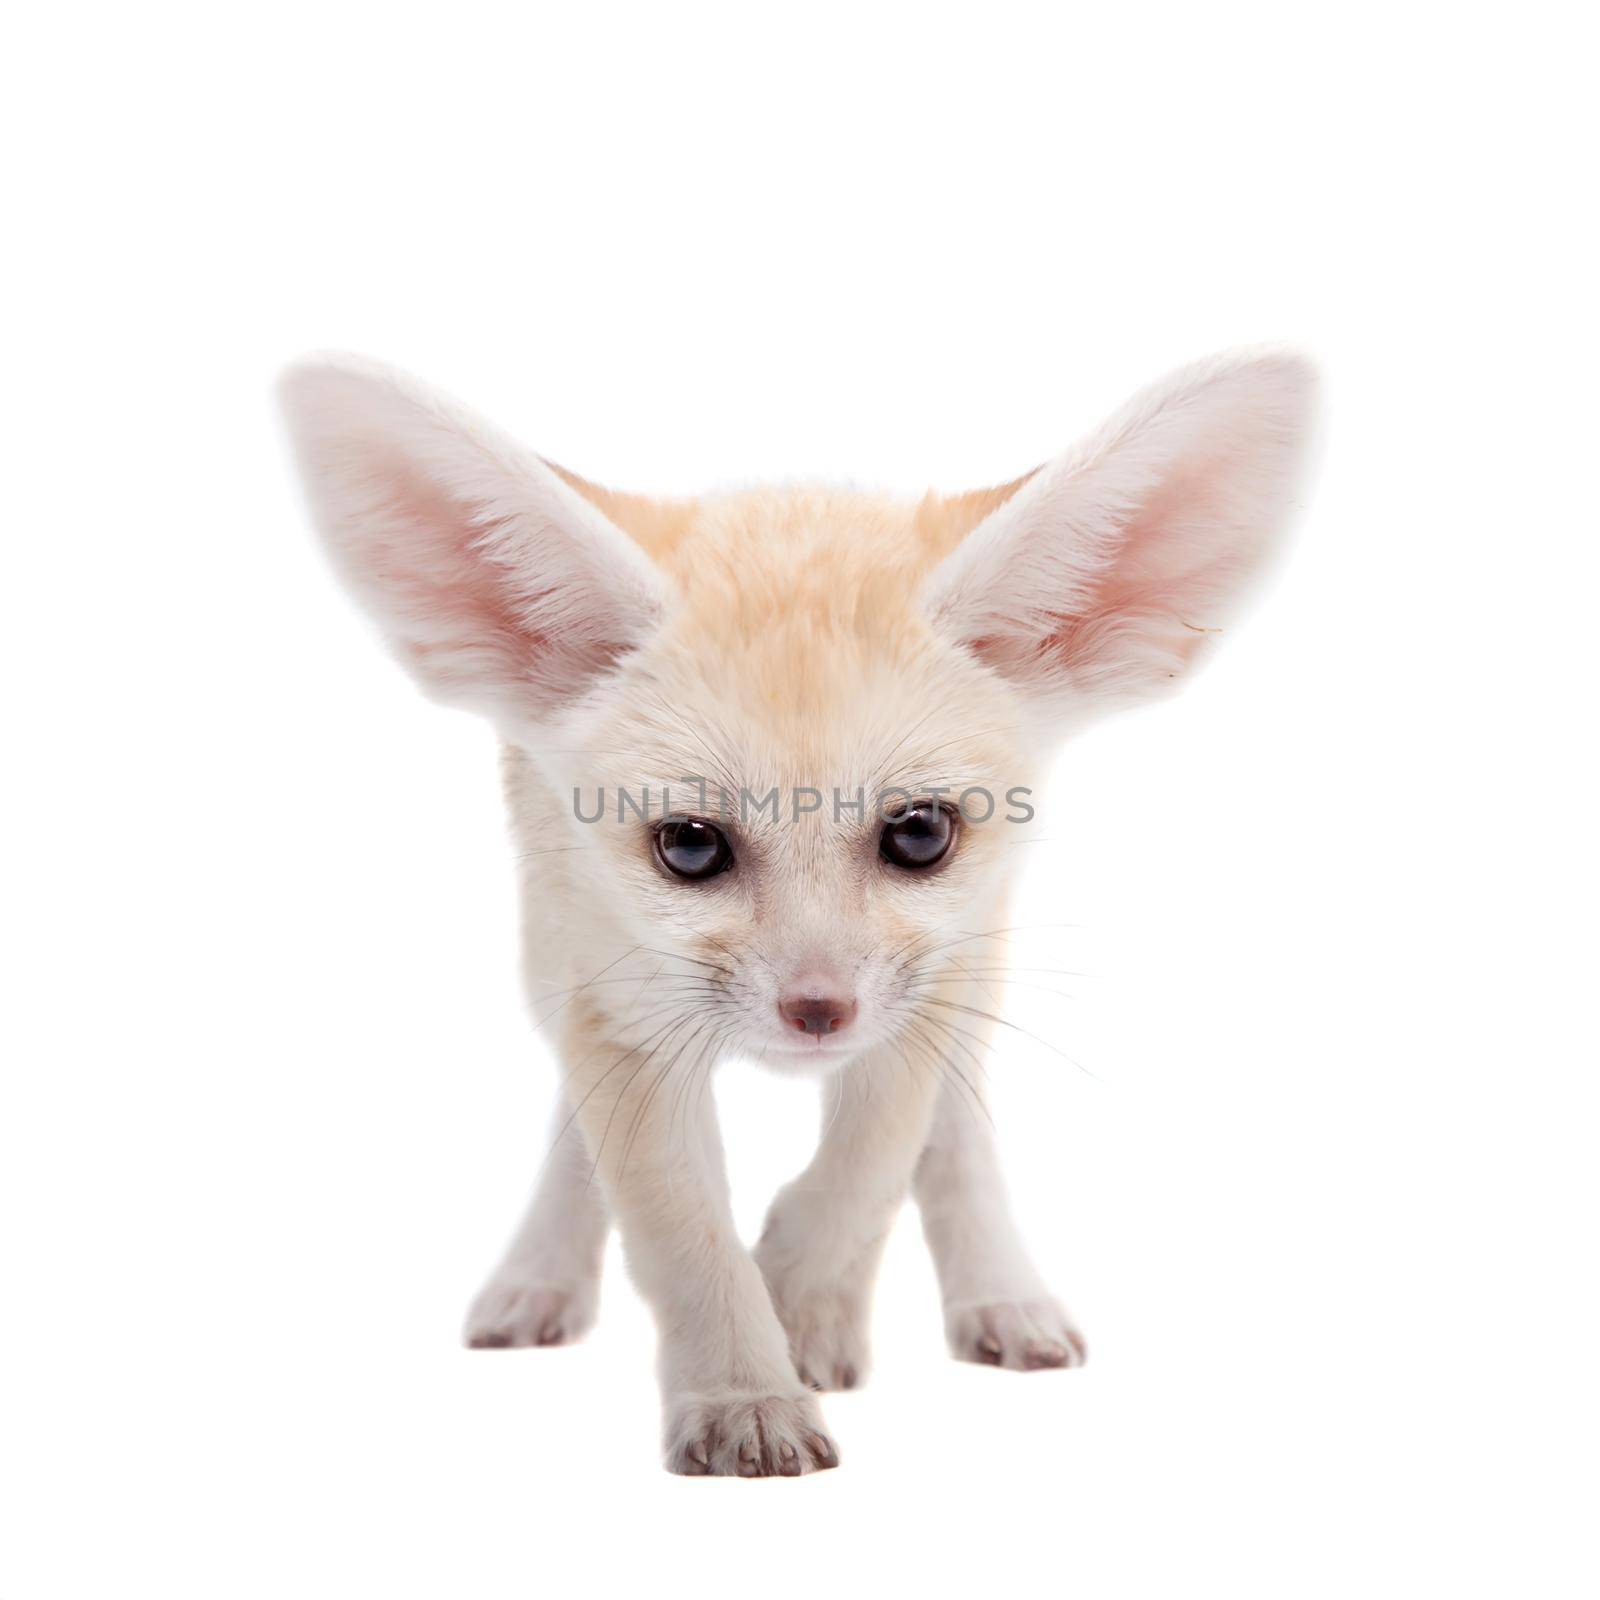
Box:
[358,450,636,706]
[925,351,1311,710]
[1045,451,1268,690]
[285,357,671,725]
[365,451,547,693]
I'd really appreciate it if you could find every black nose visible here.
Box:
[778,992,858,1037]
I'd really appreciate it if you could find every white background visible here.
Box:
[3,4,1595,1596]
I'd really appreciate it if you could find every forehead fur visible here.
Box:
[556,476,1033,791]
[558,471,1029,598]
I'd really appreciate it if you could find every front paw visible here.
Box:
[754,1249,872,1390]
[764,1285,871,1392]
[462,1272,597,1349]
[666,1390,840,1477]
[946,1298,1087,1371]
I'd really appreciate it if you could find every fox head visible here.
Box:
[281,350,1314,1070]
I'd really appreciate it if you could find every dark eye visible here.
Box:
[654,816,734,881]
[879,802,956,871]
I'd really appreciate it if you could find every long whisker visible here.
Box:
[585,1009,704,1189]
[906,1007,997,1089]
[530,945,644,1029]
[900,1018,992,1131]
[916,995,1101,1081]
[618,1017,705,1186]
[531,996,708,1184]
[634,945,732,974]
[906,975,1082,1002]
[894,921,1086,969]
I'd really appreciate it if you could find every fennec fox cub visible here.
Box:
[280,348,1314,1475]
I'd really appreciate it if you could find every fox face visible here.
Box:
[517,483,1034,1069]
[281,352,1313,1075]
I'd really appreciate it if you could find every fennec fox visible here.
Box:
[280,348,1314,1474]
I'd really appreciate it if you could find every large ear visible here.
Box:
[923,348,1316,718]
[279,355,670,736]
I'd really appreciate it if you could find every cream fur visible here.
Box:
[279,348,1316,1475]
